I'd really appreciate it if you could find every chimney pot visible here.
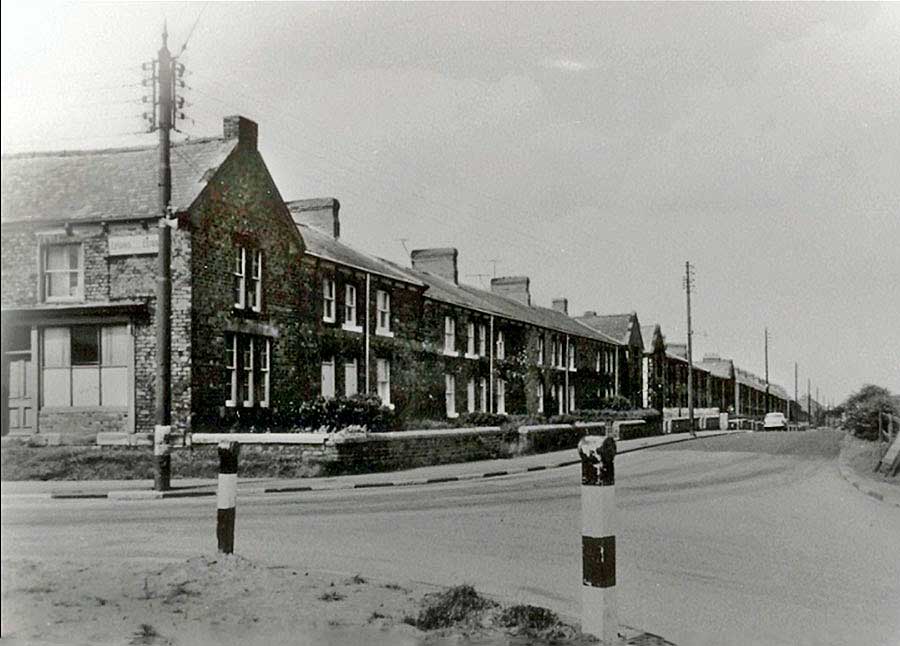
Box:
[411,248,458,284]
[490,276,531,306]
[223,115,258,149]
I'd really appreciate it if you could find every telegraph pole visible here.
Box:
[684,261,695,436]
[794,362,798,423]
[807,378,812,427]
[764,328,770,412]
[145,24,186,491]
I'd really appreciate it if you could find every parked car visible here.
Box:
[763,412,788,431]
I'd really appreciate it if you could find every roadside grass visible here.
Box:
[412,584,498,630]
[0,444,321,481]
[845,436,899,485]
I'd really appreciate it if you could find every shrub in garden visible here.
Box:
[274,394,395,433]
[841,384,897,441]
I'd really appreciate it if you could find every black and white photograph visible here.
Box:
[2,2,899,645]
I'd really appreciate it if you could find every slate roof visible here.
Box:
[697,356,734,380]
[291,220,423,287]
[381,261,617,343]
[575,312,639,347]
[641,324,665,354]
[1,137,237,223]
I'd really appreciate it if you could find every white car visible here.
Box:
[763,412,788,431]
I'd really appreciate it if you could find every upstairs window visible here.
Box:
[233,246,262,311]
[233,247,246,309]
[478,324,487,357]
[322,278,336,322]
[568,342,576,370]
[466,322,476,356]
[496,330,505,360]
[595,351,601,373]
[537,337,545,366]
[344,284,358,327]
[376,290,391,335]
[249,250,262,312]
[444,316,456,355]
[43,243,83,301]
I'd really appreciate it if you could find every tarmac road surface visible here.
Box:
[3,430,899,645]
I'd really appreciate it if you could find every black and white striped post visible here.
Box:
[578,435,617,644]
[216,441,239,554]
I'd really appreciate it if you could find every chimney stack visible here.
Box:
[583,310,597,318]
[491,276,531,306]
[552,298,569,315]
[411,248,458,284]
[223,115,258,149]
[287,198,341,239]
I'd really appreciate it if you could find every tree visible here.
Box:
[841,384,897,441]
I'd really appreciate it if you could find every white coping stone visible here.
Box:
[190,432,327,445]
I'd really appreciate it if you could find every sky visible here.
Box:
[2,2,898,403]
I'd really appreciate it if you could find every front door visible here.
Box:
[4,351,33,435]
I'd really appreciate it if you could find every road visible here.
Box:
[3,430,899,645]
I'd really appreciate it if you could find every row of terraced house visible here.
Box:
[0,116,799,444]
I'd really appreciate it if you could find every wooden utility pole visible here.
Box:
[684,261,695,436]
[764,328,770,412]
[807,378,812,427]
[794,362,798,422]
[146,24,186,491]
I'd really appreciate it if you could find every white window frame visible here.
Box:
[537,336,545,366]
[569,384,576,411]
[258,338,270,407]
[568,341,576,371]
[241,337,255,407]
[557,384,565,415]
[321,356,335,399]
[42,243,84,302]
[467,378,476,413]
[496,330,505,361]
[342,284,361,332]
[595,351,601,373]
[537,383,544,413]
[445,373,458,418]
[344,358,358,397]
[250,250,263,312]
[376,358,391,406]
[496,378,506,414]
[480,377,488,412]
[323,278,336,322]
[225,333,238,407]
[465,322,477,358]
[376,290,393,337]
[478,324,487,357]
[233,247,246,310]
[443,316,458,356]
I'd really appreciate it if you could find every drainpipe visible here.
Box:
[365,273,371,394]
[489,316,495,412]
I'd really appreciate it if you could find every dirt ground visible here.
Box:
[1,555,591,646]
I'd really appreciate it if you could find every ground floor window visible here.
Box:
[445,373,457,417]
[376,358,391,405]
[537,383,544,413]
[496,378,506,414]
[321,356,335,399]
[344,359,358,397]
[467,378,476,413]
[480,377,488,413]
[42,324,129,408]
[225,333,270,408]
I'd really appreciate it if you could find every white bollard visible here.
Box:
[217,441,239,554]
[578,435,618,644]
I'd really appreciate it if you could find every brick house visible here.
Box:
[641,323,666,411]
[574,311,644,408]
[1,116,306,442]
